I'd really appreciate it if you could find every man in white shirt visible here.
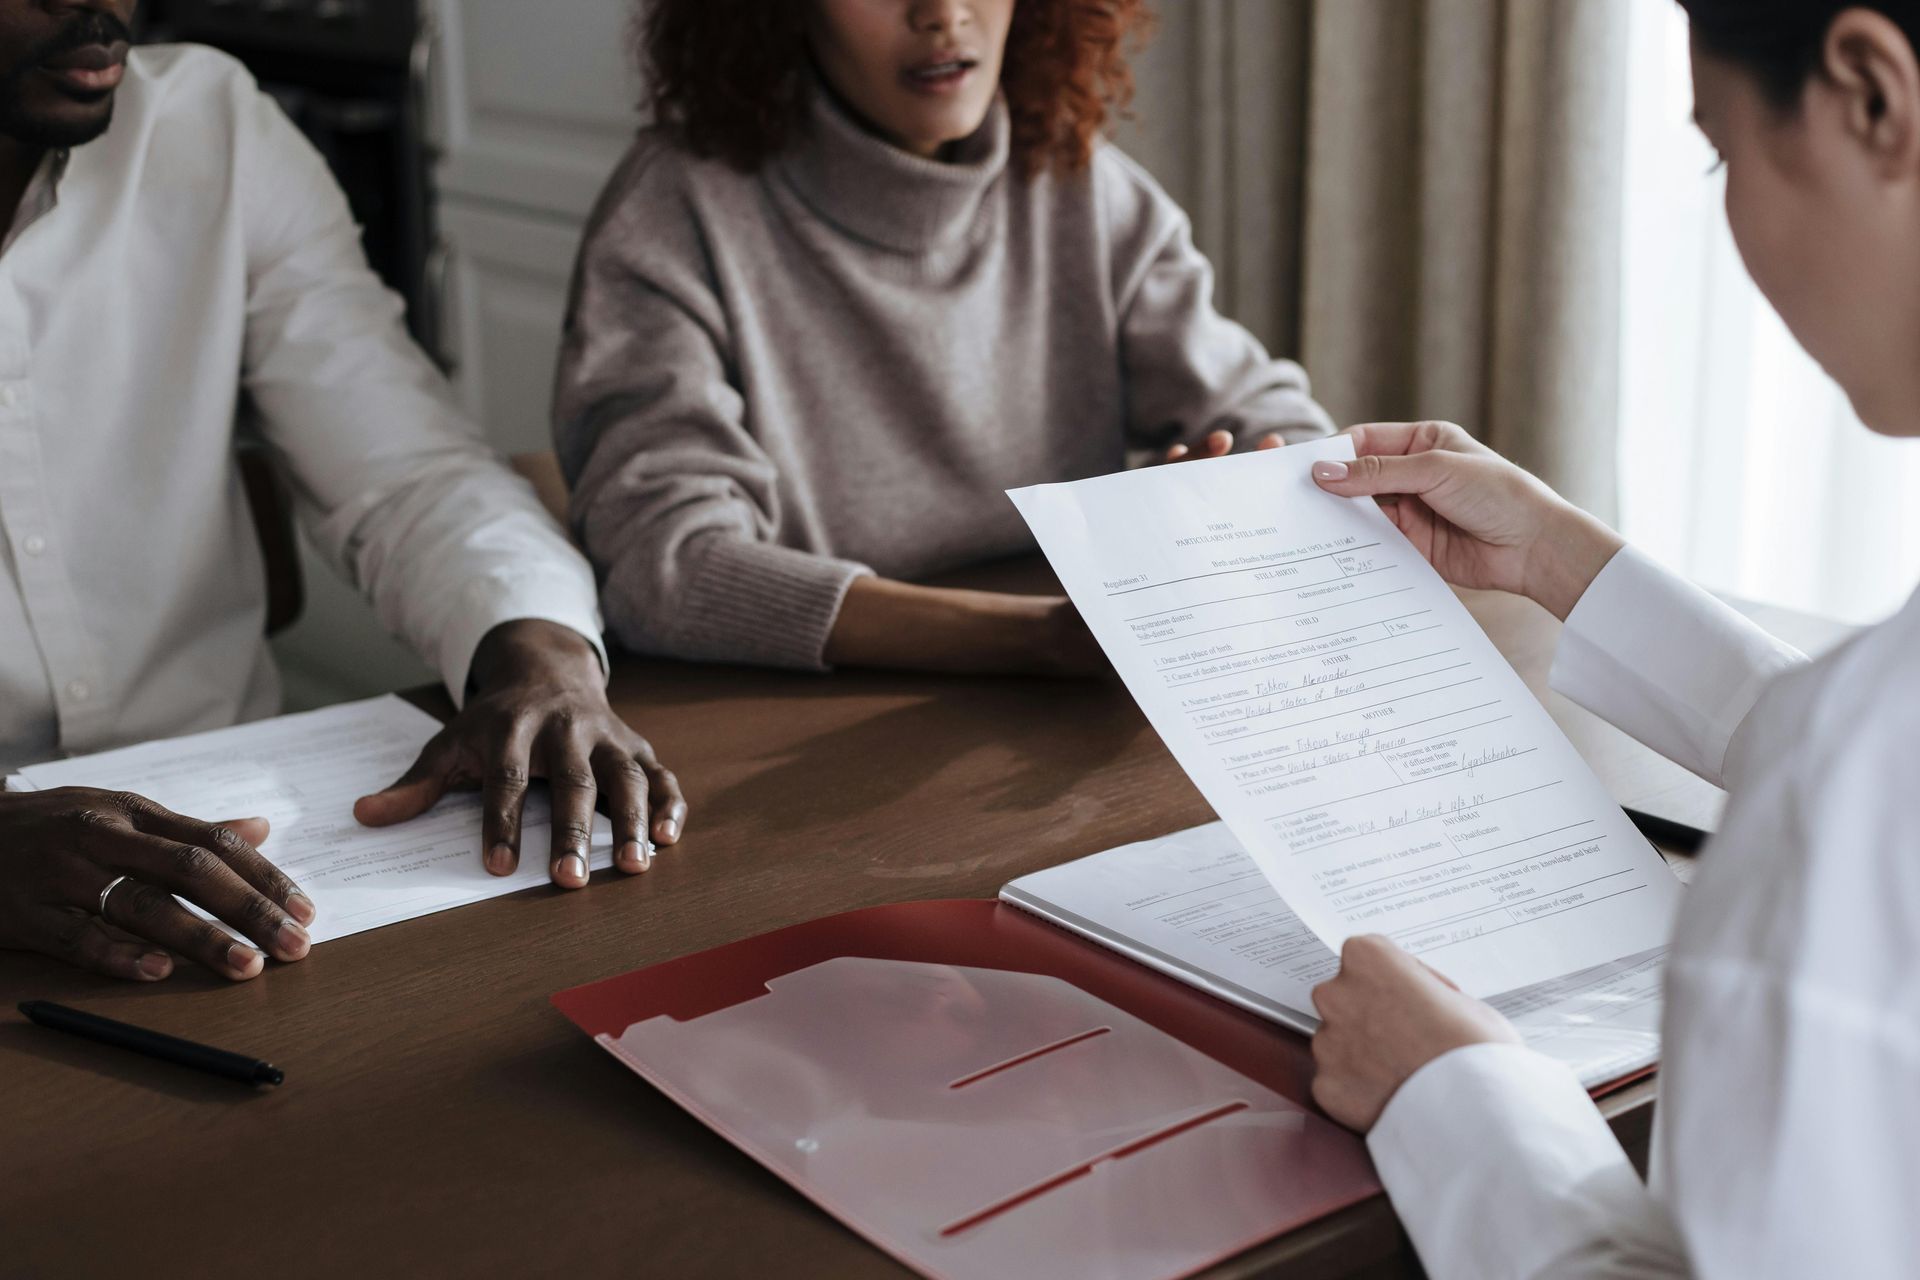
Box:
[0,0,687,985]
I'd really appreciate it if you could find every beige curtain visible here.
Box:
[1115,0,1631,516]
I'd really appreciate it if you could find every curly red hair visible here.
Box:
[639,0,1153,175]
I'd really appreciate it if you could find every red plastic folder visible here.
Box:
[552,900,1379,1280]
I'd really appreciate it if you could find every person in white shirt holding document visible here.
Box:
[1302,2,1920,1275]
[0,1,687,986]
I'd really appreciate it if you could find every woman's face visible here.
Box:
[1690,13,1920,436]
[807,0,1015,160]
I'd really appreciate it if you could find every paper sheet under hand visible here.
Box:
[1008,437,1681,996]
[11,695,613,945]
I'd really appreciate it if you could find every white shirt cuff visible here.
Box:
[434,575,609,709]
[1369,1043,1651,1278]
[1549,545,1803,786]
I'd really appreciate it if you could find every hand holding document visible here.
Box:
[1009,437,1681,997]
[8,696,612,949]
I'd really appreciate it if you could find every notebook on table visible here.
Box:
[1001,822,1662,1091]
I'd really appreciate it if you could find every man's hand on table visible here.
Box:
[354,619,687,889]
[0,798,312,981]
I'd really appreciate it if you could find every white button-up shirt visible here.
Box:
[0,45,605,772]
[1367,544,1920,1277]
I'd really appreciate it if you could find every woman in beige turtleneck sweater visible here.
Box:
[554,0,1333,674]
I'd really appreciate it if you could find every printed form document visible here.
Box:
[1009,436,1681,997]
[5,695,612,945]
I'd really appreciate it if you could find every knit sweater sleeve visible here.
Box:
[552,139,871,671]
[1097,146,1335,449]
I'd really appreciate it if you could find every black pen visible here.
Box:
[1623,806,1708,855]
[18,1001,284,1086]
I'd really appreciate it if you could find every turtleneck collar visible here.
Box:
[774,78,1010,256]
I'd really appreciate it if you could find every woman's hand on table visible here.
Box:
[353,619,687,889]
[1035,597,1108,677]
[1310,421,1624,621]
[826,578,1110,678]
[1309,934,1521,1132]
[0,795,311,981]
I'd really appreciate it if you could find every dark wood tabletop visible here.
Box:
[0,568,1722,1280]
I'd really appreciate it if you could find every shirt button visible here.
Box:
[0,386,16,410]
[66,680,90,701]
[21,534,45,556]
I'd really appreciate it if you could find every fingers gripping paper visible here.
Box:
[1007,438,1681,996]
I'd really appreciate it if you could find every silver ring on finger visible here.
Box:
[98,873,132,918]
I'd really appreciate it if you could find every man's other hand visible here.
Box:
[353,620,687,889]
[0,797,312,981]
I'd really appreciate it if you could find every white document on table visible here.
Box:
[1007,436,1682,996]
[1002,822,1663,1087]
[9,695,612,945]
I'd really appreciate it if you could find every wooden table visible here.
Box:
[0,575,1750,1279]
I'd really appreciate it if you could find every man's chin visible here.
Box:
[0,98,114,149]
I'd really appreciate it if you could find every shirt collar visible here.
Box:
[774,78,1010,256]
[2,149,70,256]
